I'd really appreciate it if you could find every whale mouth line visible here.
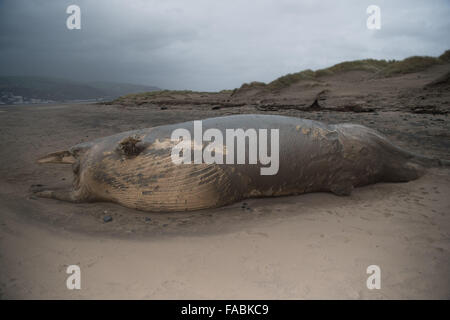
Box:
[37,150,76,164]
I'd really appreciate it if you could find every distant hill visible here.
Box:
[0,76,160,104]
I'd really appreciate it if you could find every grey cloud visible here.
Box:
[1,0,449,91]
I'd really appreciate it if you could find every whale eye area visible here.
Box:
[117,135,144,157]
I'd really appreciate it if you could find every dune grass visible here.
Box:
[439,50,450,62]
[264,60,391,91]
[381,56,443,76]
[238,81,267,90]
[257,50,449,91]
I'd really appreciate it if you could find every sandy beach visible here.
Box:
[0,100,449,299]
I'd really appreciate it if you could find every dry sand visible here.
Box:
[0,99,449,299]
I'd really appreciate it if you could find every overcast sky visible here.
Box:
[1,0,449,91]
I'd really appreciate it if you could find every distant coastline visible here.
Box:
[0,76,160,105]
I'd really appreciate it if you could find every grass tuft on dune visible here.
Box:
[261,51,448,91]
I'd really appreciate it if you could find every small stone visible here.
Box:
[103,215,113,223]
[162,224,168,227]
[145,217,152,222]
